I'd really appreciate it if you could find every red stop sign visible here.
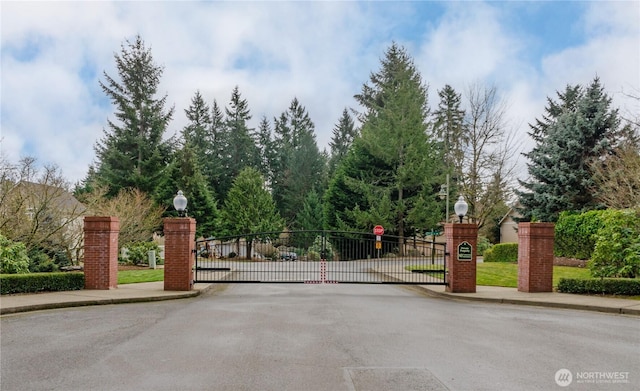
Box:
[373,225,384,236]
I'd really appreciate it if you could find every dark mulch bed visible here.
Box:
[554,257,588,267]
[118,264,157,271]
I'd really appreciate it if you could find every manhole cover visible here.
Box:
[344,367,450,391]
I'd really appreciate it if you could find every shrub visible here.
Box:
[557,278,640,296]
[555,210,605,259]
[0,272,84,295]
[254,242,278,259]
[589,209,640,278]
[308,235,335,260]
[122,242,163,265]
[477,236,492,256]
[28,249,59,273]
[306,250,321,261]
[52,250,73,268]
[483,243,518,262]
[0,235,30,274]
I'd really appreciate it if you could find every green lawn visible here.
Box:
[476,263,591,288]
[406,262,592,288]
[118,269,164,284]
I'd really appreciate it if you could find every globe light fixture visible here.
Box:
[454,195,468,223]
[173,190,188,217]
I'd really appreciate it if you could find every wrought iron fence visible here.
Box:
[194,230,447,285]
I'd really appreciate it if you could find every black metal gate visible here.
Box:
[194,230,447,285]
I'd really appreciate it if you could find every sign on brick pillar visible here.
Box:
[518,222,555,292]
[444,223,478,293]
[84,216,120,290]
[164,217,196,291]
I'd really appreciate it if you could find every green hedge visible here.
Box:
[590,209,640,278]
[554,210,605,259]
[0,272,84,295]
[557,278,640,296]
[483,243,518,262]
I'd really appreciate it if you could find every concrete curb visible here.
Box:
[0,284,214,316]
[413,285,640,316]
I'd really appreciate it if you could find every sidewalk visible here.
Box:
[0,282,213,315]
[1,281,639,316]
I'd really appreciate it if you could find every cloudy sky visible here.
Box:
[2,1,639,185]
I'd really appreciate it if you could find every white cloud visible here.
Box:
[1,1,638,186]
[541,2,640,96]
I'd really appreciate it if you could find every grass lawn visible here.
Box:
[118,269,164,284]
[476,263,591,288]
[406,262,592,288]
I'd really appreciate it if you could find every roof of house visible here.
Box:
[498,202,523,226]
[11,181,86,214]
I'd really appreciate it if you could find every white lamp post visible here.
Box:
[173,190,188,217]
[454,195,468,223]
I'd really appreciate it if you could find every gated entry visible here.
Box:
[194,230,447,285]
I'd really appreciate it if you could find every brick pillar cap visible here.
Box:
[84,216,120,222]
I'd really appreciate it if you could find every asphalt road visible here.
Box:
[1,284,638,391]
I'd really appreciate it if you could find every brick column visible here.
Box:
[83,216,119,290]
[444,223,478,293]
[164,217,196,291]
[518,222,555,292]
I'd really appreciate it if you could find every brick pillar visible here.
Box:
[518,222,555,292]
[444,223,478,293]
[164,217,196,291]
[83,216,119,290]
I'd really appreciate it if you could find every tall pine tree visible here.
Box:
[518,78,622,221]
[89,35,175,198]
[271,98,326,226]
[255,116,276,187]
[328,108,358,178]
[218,86,260,200]
[326,43,440,250]
[433,85,466,180]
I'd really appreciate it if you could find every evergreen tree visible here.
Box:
[433,84,466,181]
[89,35,175,198]
[219,167,284,258]
[156,145,219,237]
[295,190,324,231]
[219,86,260,200]
[517,84,581,220]
[271,98,326,225]
[328,108,358,177]
[183,91,212,152]
[326,43,441,249]
[528,85,582,144]
[323,142,371,232]
[208,99,227,203]
[356,43,440,238]
[518,78,622,221]
[255,116,276,187]
[182,91,219,197]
